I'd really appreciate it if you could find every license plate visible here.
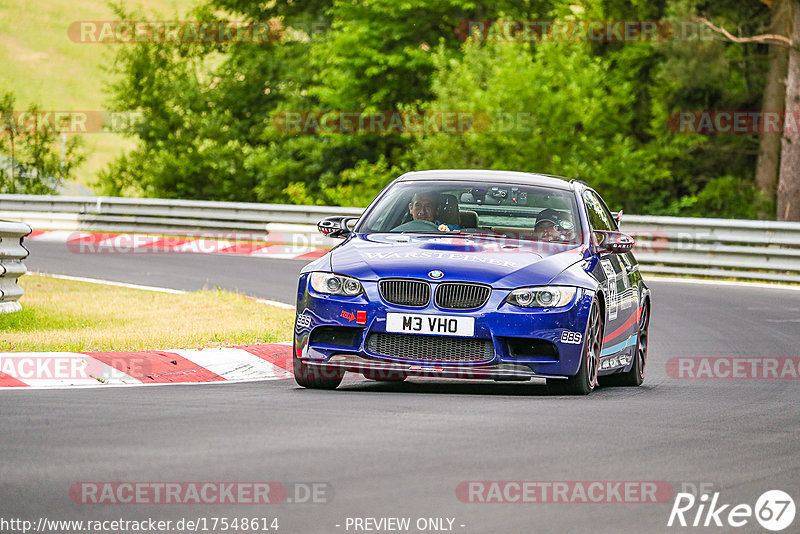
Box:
[385,313,475,337]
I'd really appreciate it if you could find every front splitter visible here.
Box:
[301,354,568,381]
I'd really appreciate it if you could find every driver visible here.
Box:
[406,192,459,231]
[409,192,438,223]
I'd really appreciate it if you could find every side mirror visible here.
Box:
[593,230,634,255]
[317,216,358,238]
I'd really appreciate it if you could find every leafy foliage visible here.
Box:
[0,92,85,194]
[97,0,775,218]
[407,39,681,213]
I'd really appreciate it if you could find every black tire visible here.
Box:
[547,299,602,396]
[293,347,344,390]
[363,370,407,382]
[601,302,649,387]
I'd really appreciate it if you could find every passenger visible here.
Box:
[534,208,568,242]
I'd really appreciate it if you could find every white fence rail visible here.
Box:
[1,194,799,283]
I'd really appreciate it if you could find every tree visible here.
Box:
[406,38,682,213]
[755,0,790,213]
[100,0,562,203]
[0,91,85,194]
[693,2,799,220]
[777,0,800,220]
[99,0,784,218]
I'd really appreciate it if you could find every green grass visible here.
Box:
[0,0,198,191]
[0,304,97,332]
[0,273,294,352]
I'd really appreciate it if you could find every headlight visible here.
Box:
[309,272,363,296]
[506,286,577,308]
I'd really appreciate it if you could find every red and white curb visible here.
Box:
[25,230,329,260]
[0,343,295,389]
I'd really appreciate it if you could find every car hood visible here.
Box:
[328,233,586,288]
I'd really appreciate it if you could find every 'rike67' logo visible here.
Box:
[668,490,795,531]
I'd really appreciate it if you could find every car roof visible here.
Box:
[396,169,574,191]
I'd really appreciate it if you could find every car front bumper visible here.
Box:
[293,273,596,380]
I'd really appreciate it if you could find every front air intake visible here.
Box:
[378,279,431,307]
[366,333,495,363]
[434,282,491,310]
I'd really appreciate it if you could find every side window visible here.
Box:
[583,191,616,231]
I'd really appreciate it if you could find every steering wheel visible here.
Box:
[393,219,442,232]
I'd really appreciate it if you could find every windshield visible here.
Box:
[358,180,583,244]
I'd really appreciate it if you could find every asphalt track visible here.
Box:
[23,241,305,304]
[1,240,799,533]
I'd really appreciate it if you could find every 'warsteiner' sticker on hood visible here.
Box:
[364,251,517,267]
[327,233,581,287]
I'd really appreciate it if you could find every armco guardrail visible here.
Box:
[0,194,358,248]
[619,216,800,283]
[1,194,800,283]
[0,194,361,232]
[0,220,32,314]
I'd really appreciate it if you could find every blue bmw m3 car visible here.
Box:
[293,170,650,395]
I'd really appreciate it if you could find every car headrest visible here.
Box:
[438,194,460,226]
[459,210,478,228]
